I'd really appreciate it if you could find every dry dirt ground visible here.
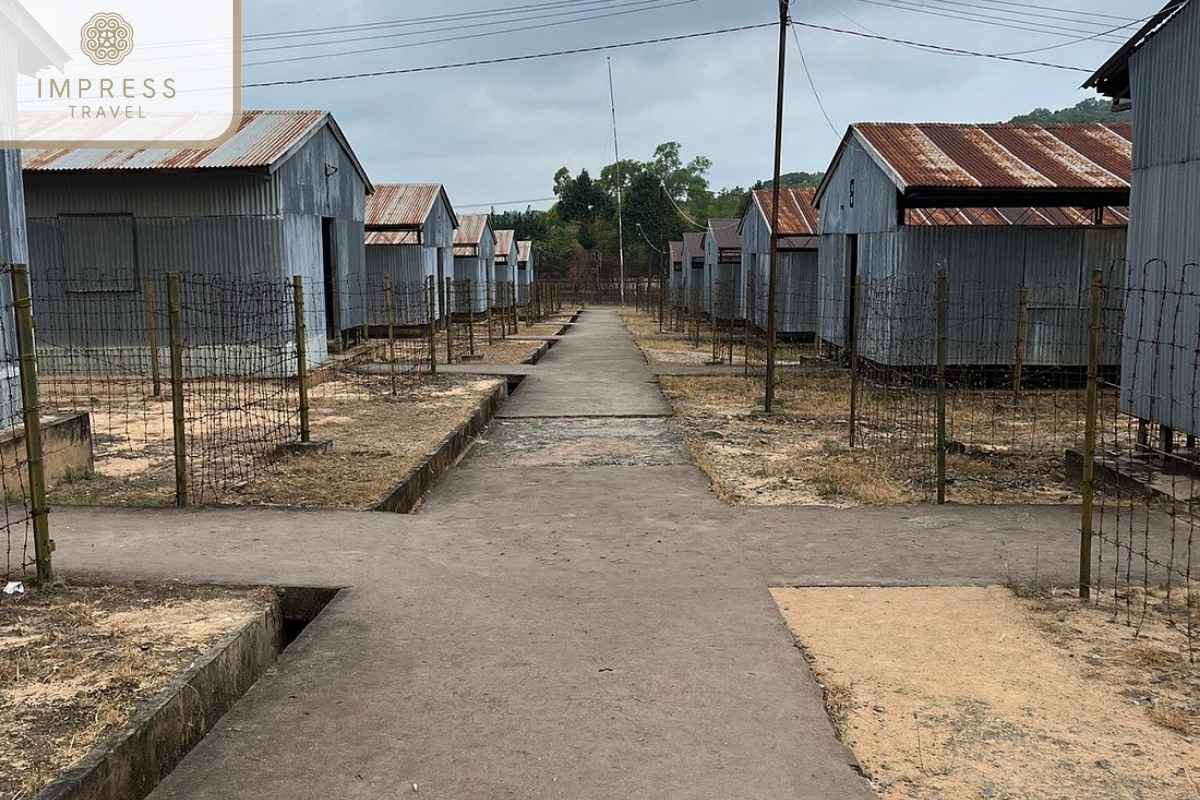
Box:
[46,373,503,510]
[238,373,503,509]
[0,582,269,799]
[625,308,1107,507]
[773,586,1200,800]
[657,370,1097,507]
[622,311,746,366]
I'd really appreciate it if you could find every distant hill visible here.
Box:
[756,171,825,190]
[1009,98,1129,124]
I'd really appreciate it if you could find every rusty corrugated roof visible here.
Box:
[517,240,532,263]
[366,184,456,230]
[752,187,819,236]
[853,122,1132,191]
[706,218,741,251]
[494,229,516,263]
[905,206,1130,226]
[682,232,705,260]
[22,110,373,190]
[669,241,683,262]
[453,213,495,256]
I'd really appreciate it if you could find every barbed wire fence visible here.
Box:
[1085,259,1199,657]
[0,265,46,583]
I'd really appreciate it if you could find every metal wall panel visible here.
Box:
[817,234,847,346]
[776,250,818,334]
[281,214,329,366]
[1,149,26,264]
[851,225,1124,367]
[1129,0,1200,171]
[366,244,433,326]
[23,170,280,218]
[816,135,899,236]
[741,199,815,331]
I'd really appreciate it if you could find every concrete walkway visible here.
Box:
[53,309,1089,799]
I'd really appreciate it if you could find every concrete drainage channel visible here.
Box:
[34,586,341,800]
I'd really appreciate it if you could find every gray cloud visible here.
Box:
[237,0,1158,209]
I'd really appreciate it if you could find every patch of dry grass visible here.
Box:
[0,582,268,798]
[48,373,504,510]
[659,368,1092,507]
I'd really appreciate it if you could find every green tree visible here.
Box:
[1008,98,1129,124]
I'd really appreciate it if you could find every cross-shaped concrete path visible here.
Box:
[54,309,1087,798]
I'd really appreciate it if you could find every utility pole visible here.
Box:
[608,58,626,307]
[658,182,666,332]
[765,0,790,413]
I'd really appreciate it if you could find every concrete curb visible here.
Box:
[34,603,284,800]
[521,317,575,365]
[369,381,509,514]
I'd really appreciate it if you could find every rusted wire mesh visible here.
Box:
[0,267,34,580]
[1091,260,1200,657]
[33,270,300,505]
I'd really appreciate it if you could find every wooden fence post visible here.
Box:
[427,275,438,375]
[168,273,189,507]
[384,275,396,396]
[291,276,310,444]
[1013,285,1029,404]
[935,267,948,505]
[10,265,52,582]
[1079,269,1104,599]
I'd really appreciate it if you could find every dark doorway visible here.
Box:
[322,218,339,349]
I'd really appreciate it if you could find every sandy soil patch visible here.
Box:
[659,371,1093,507]
[48,374,503,509]
[1,582,270,798]
[772,586,1200,799]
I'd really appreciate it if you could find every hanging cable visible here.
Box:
[790,23,841,139]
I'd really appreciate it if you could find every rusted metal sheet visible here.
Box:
[517,240,531,264]
[365,184,450,230]
[23,111,373,191]
[494,229,515,264]
[453,213,493,256]
[751,187,819,237]
[669,241,683,263]
[854,122,1132,190]
[904,206,1131,226]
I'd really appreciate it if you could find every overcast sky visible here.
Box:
[237,0,1164,211]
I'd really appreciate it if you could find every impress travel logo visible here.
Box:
[3,1,242,148]
[80,13,135,66]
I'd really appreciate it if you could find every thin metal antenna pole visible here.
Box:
[608,57,626,307]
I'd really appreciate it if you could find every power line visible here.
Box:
[245,0,703,66]
[243,22,776,88]
[789,23,840,139]
[659,181,708,231]
[813,0,1155,59]
[247,0,633,42]
[845,0,1129,44]
[790,19,1093,71]
[458,197,559,209]
[961,0,1141,24]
